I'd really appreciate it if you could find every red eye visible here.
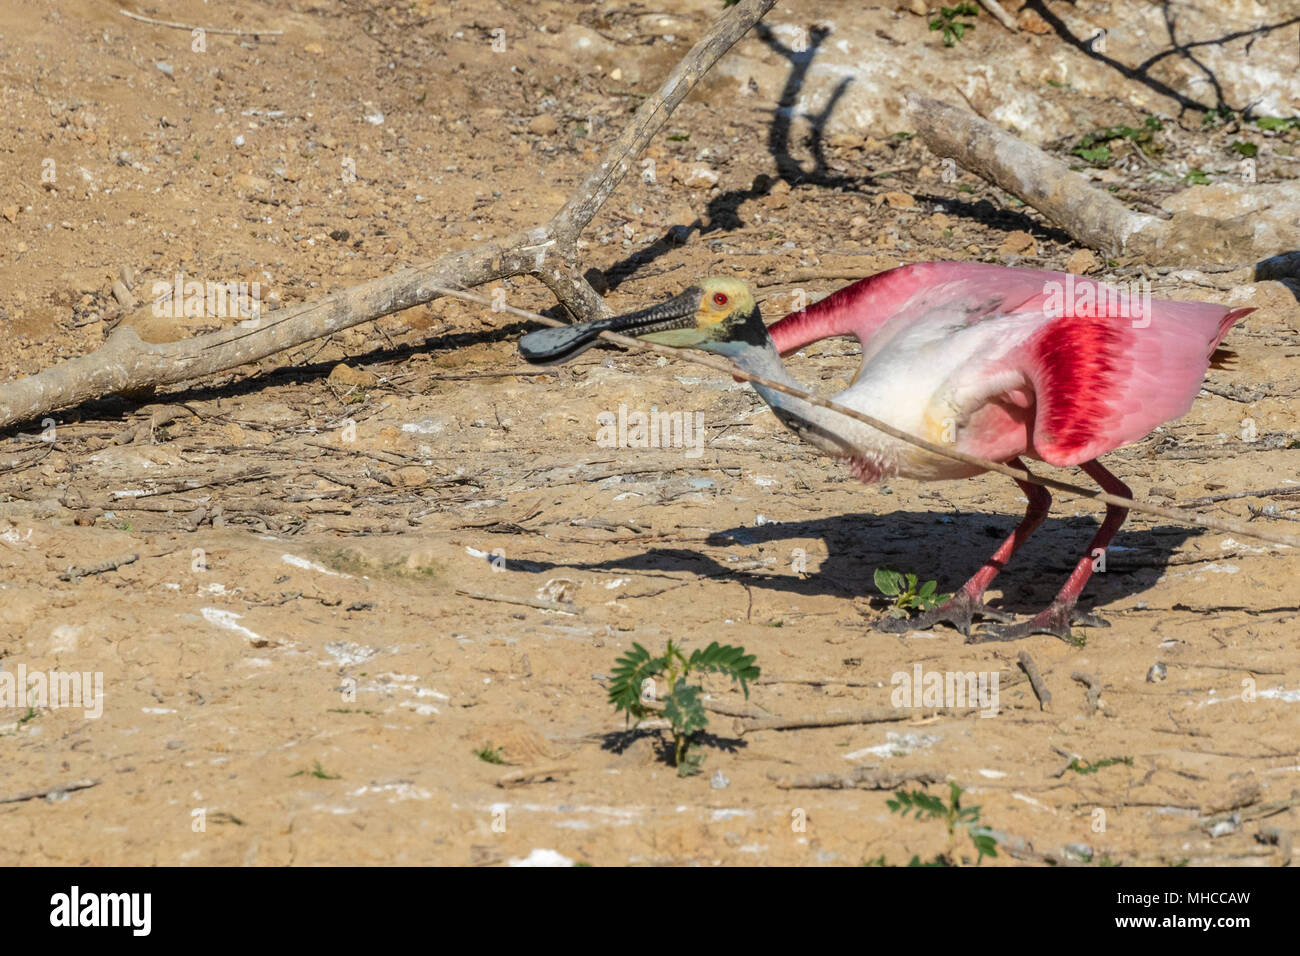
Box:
[713,292,728,306]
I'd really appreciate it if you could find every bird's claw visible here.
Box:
[875,591,1012,637]
[968,603,1108,645]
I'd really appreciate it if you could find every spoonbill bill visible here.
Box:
[518,263,1252,642]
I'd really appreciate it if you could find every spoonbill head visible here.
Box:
[517,277,765,364]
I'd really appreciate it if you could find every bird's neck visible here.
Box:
[714,339,879,465]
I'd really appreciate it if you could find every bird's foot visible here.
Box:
[969,602,1109,645]
[875,590,1012,637]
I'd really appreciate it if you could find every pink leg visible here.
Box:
[878,458,1052,636]
[976,459,1132,644]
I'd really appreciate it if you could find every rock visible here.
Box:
[528,113,558,136]
[1162,182,1300,254]
[525,113,556,136]
[1146,662,1167,683]
[879,191,916,208]
[395,466,427,487]
[680,165,719,190]
[1065,249,1099,275]
[328,363,377,388]
[111,280,135,308]
[2,205,18,223]
[232,173,270,194]
[1018,9,1053,33]
[997,230,1037,256]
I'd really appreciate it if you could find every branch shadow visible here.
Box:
[1025,0,1300,119]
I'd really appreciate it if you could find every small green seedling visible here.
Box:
[1071,118,1163,167]
[1254,116,1299,132]
[475,744,506,765]
[929,3,979,47]
[887,783,998,866]
[874,568,951,618]
[1066,755,1133,775]
[608,640,759,776]
[291,760,340,780]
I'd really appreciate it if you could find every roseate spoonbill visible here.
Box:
[519,263,1252,642]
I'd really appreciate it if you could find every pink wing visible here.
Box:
[767,261,1066,356]
[768,262,1253,465]
[1017,303,1252,465]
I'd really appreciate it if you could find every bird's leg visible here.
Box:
[877,459,1051,637]
[974,460,1131,644]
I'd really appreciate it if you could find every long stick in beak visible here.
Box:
[518,286,701,365]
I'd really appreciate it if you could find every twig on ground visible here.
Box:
[1018,651,1052,712]
[119,8,283,36]
[1071,670,1103,715]
[0,778,100,804]
[734,707,969,736]
[59,553,139,582]
[455,588,581,615]
[770,767,942,790]
[496,764,577,788]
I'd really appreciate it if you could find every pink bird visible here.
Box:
[519,262,1252,642]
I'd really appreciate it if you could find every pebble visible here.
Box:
[681,165,718,189]
[528,113,558,136]
[1066,249,1100,275]
[1146,662,1167,683]
[111,280,135,308]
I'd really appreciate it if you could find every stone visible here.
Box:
[1065,249,1100,275]
[528,113,558,136]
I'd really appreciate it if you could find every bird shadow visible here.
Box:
[508,509,1203,619]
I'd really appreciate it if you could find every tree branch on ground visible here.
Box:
[0,0,781,431]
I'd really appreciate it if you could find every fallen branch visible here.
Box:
[906,94,1259,265]
[770,767,942,790]
[58,553,139,582]
[0,778,100,804]
[1017,651,1052,712]
[496,764,577,788]
[1071,670,1103,716]
[455,588,580,616]
[120,8,283,36]
[734,707,967,736]
[1,0,780,430]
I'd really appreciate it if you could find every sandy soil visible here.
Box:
[1,1,1298,866]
